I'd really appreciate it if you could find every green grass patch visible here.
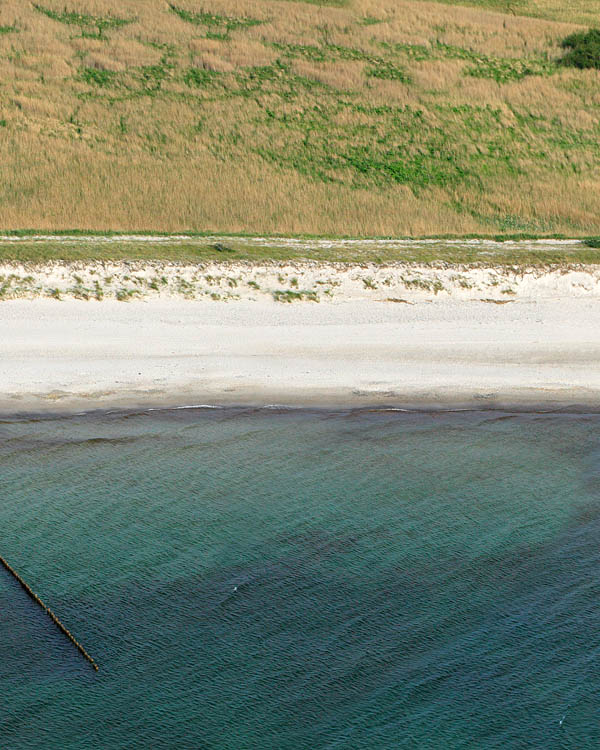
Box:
[168,4,262,37]
[183,67,222,87]
[436,42,557,81]
[33,4,133,38]
[271,41,392,66]
[365,63,410,82]
[378,40,557,82]
[0,24,18,34]
[339,144,466,188]
[378,42,434,62]
[137,64,170,92]
[78,51,176,98]
[464,57,557,83]
[270,42,330,63]
[253,99,474,191]
[79,67,117,87]
[276,37,554,85]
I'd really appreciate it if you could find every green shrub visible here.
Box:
[560,29,600,69]
[584,237,600,248]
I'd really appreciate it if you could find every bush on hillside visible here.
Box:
[560,29,600,69]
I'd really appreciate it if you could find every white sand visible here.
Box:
[2,290,600,413]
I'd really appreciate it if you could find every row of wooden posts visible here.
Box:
[0,554,99,672]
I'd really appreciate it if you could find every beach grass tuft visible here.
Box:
[273,289,319,302]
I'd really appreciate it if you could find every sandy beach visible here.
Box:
[2,277,600,412]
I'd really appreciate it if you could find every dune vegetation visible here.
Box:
[416,0,600,26]
[0,0,600,236]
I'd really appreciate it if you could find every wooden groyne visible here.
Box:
[0,555,99,672]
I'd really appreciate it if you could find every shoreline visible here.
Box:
[2,294,600,416]
[5,401,600,422]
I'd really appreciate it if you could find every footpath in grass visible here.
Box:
[2,235,600,267]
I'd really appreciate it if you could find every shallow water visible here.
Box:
[0,408,598,748]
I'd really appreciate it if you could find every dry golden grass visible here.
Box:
[413,0,600,26]
[0,0,599,235]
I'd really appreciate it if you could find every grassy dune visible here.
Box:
[0,0,599,236]
[221,0,599,21]
[415,0,600,25]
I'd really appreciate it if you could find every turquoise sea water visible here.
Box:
[0,407,599,749]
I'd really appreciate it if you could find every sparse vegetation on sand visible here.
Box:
[1,0,600,235]
[2,252,600,303]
